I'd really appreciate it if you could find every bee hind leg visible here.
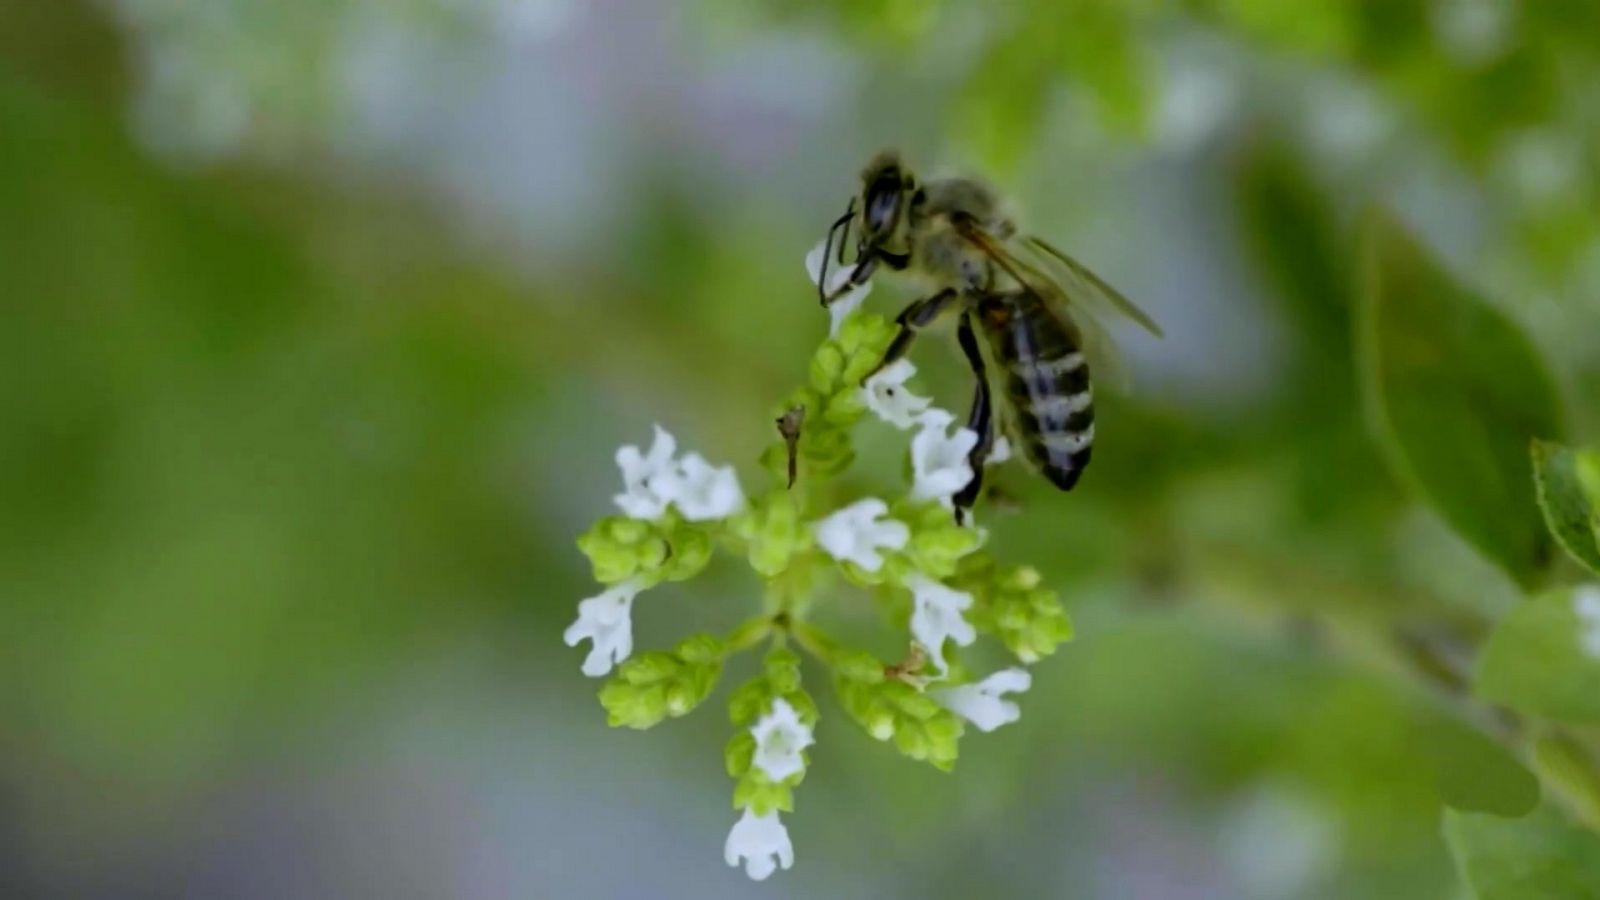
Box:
[861,288,958,385]
[952,313,993,524]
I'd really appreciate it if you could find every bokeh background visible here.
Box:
[4,1,1599,897]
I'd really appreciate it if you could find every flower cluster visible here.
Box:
[561,241,1076,880]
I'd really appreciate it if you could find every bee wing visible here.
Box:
[958,226,1136,394]
[1018,236,1165,339]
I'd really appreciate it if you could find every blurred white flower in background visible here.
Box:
[1499,128,1586,210]
[909,410,979,504]
[1575,585,1600,660]
[1155,50,1239,155]
[1217,782,1339,899]
[563,578,646,677]
[1432,0,1514,64]
[934,668,1032,732]
[750,699,814,782]
[907,574,976,677]
[724,808,794,881]
[813,498,909,573]
[806,239,873,336]
[862,359,933,429]
[1299,76,1392,167]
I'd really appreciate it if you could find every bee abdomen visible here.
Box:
[1003,349,1096,492]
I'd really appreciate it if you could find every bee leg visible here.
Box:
[952,313,993,523]
[861,288,958,384]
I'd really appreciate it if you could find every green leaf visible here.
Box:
[1445,805,1600,900]
[1532,440,1600,575]
[1428,724,1541,819]
[1357,214,1563,587]
[1478,587,1600,725]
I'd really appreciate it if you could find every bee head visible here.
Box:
[859,149,916,246]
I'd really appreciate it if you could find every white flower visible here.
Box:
[862,359,933,429]
[910,410,979,504]
[655,452,745,521]
[750,698,814,782]
[813,498,909,572]
[562,578,646,677]
[907,573,976,677]
[612,426,745,522]
[1575,585,1600,660]
[933,668,1031,732]
[724,808,794,881]
[806,239,873,337]
[613,425,677,520]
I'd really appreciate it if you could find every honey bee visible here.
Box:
[817,150,1163,520]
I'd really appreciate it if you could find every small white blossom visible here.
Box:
[562,578,646,677]
[724,808,794,881]
[933,667,1031,732]
[612,426,745,522]
[814,498,909,573]
[862,359,933,429]
[1575,585,1600,660]
[655,452,745,521]
[907,573,976,676]
[750,698,814,782]
[910,410,979,504]
[806,239,873,337]
[612,425,678,520]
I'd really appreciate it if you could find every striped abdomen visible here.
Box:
[979,290,1094,491]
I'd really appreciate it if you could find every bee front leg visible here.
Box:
[861,288,958,385]
[952,313,993,524]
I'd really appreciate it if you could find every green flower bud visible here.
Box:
[638,535,671,568]
[599,680,669,730]
[822,388,867,426]
[608,517,649,544]
[599,640,723,730]
[728,679,769,727]
[726,731,756,777]
[620,651,681,685]
[834,673,964,770]
[665,682,695,716]
[834,650,887,683]
[577,516,644,584]
[660,527,712,582]
[676,634,725,665]
[884,680,940,720]
[783,690,820,725]
[810,344,847,391]
[892,501,983,580]
[738,491,810,577]
[868,711,896,741]
[764,647,803,693]
[578,515,701,586]
[732,773,794,815]
[957,555,1075,663]
[894,719,928,757]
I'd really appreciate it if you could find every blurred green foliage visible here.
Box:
[1358,213,1561,588]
